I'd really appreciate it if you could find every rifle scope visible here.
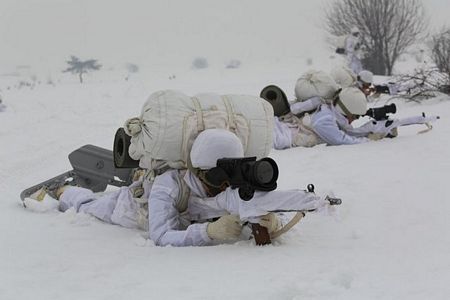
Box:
[365,103,396,121]
[204,157,279,201]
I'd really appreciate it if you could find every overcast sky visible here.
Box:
[0,0,448,74]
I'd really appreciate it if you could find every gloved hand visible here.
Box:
[387,127,398,138]
[258,213,281,234]
[207,215,242,241]
[367,132,385,141]
[132,169,146,182]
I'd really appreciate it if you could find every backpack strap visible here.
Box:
[134,169,191,231]
[336,99,353,118]
[222,95,237,131]
[191,97,205,132]
[174,169,191,213]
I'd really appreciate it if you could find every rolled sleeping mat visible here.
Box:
[260,85,290,117]
[113,127,140,168]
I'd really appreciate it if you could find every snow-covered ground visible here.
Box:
[1,65,449,299]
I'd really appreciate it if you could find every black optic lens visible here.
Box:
[386,103,397,114]
[254,161,274,184]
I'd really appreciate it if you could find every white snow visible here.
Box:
[1,67,449,300]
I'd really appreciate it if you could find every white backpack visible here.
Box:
[124,90,274,173]
[330,65,357,88]
[294,70,341,104]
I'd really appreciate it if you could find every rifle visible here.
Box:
[362,104,440,136]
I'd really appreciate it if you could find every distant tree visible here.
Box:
[225,59,241,69]
[431,27,450,78]
[125,63,139,74]
[124,63,139,81]
[192,57,208,69]
[63,56,102,83]
[325,0,427,75]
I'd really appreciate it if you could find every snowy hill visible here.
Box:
[1,67,450,299]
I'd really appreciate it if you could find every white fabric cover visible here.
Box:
[190,129,244,169]
[346,35,363,74]
[358,70,373,84]
[311,104,370,145]
[337,87,367,116]
[330,65,357,88]
[294,70,340,103]
[335,35,348,50]
[272,117,293,150]
[290,96,322,115]
[124,90,274,171]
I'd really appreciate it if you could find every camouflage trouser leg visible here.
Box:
[292,126,322,148]
[348,55,362,74]
[273,118,292,150]
[59,185,141,229]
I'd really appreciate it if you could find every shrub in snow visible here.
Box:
[225,59,241,69]
[17,80,32,89]
[431,27,450,79]
[390,68,449,101]
[192,57,208,69]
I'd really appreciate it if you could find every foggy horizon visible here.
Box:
[0,0,449,74]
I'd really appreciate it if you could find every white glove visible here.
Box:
[206,215,242,241]
[258,213,281,234]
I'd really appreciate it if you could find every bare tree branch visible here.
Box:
[391,68,449,102]
[431,27,450,79]
[325,0,428,75]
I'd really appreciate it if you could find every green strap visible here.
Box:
[222,95,236,131]
[336,99,353,117]
[175,170,190,213]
